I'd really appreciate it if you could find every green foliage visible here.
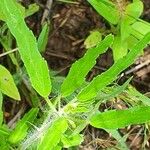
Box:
[97,77,132,101]
[132,20,150,36]
[88,0,120,24]
[38,22,50,53]
[61,34,114,97]
[38,117,68,150]
[90,106,150,129]
[84,30,102,48]
[88,0,149,62]
[0,92,3,125]
[77,32,150,101]
[0,0,51,98]
[8,108,39,144]
[25,3,39,17]
[0,0,150,149]
[0,65,20,100]
[61,134,83,148]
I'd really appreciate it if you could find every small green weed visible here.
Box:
[0,0,150,149]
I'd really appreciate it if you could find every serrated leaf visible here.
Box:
[0,0,51,97]
[88,0,119,24]
[38,117,68,150]
[0,92,3,125]
[84,31,102,49]
[0,65,20,100]
[38,22,50,53]
[90,106,150,129]
[61,34,114,97]
[8,108,39,144]
[77,32,150,101]
[97,77,132,101]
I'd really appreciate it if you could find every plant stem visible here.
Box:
[45,97,57,112]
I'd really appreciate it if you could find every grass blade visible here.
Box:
[38,22,50,53]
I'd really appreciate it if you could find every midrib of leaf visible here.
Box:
[0,0,51,98]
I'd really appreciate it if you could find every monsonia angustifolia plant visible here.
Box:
[0,0,150,149]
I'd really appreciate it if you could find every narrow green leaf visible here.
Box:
[106,129,128,150]
[0,0,25,21]
[0,37,18,67]
[8,108,39,144]
[127,86,150,106]
[88,0,119,24]
[90,106,150,129]
[25,3,39,17]
[61,34,114,97]
[97,77,132,101]
[38,23,50,53]
[38,117,68,150]
[77,32,150,101]
[0,65,20,100]
[0,92,3,125]
[0,0,51,98]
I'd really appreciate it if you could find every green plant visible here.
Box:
[88,0,150,61]
[0,0,150,149]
